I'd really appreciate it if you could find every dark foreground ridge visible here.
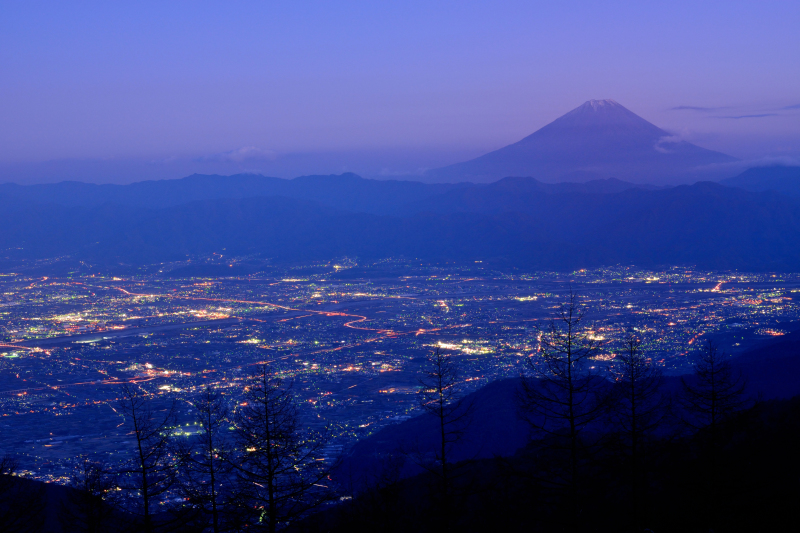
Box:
[335,327,800,487]
[307,328,800,533]
[308,394,800,533]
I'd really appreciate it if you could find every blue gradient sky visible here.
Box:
[2,1,799,183]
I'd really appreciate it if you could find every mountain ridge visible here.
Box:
[3,179,800,272]
[721,165,800,196]
[0,173,471,215]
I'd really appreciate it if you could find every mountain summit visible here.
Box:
[426,100,737,184]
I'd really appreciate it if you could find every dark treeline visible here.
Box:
[1,295,799,532]
[305,293,798,533]
[0,366,336,533]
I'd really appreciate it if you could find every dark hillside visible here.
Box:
[335,378,528,490]
[308,394,800,533]
[0,474,125,532]
[731,328,800,399]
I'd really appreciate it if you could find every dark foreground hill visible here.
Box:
[314,331,800,532]
[335,328,800,492]
[4,177,800,272]
[728,327,800,399]
[334,378,529,490]
[0,473,127,533]
[309,393,800,533]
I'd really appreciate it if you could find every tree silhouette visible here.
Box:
[612,333,667,531]
[680,339,749,528]
[417,347,473,532]
[59,460,118,533]
[178,386,236,533]
[116,384,180,533]
[232,366,334,533]
[517,291,610,526]
[681,340,748,434]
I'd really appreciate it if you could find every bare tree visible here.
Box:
[612,334,667,531]
[416,347,473,531]
[681,339,748,437]
[680,339,749,527]
[517,291,610,521]
[232,366,334,533]
[116,384,180,533]
[60,460,118,533]
[178,386,235,533]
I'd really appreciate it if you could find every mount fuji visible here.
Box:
[425,99,737,184]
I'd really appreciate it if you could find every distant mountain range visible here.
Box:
[0,172,660,213]
[0,173,467,214]
[721,165,800,196]
[425,99,737,184]
[3,169,800,272]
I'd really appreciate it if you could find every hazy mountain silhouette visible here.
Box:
[721,165,800,196]
[0,173,469,215]
[426,99,737,184]
[0,172,649,215]
[4,175,800,272]
[404,176,660,214]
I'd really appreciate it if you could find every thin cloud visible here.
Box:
[695,156,799,173]
[669,105,731,112]
[674,103,799,114]
[202,147,278,162]
[378,167,427,176]
[717,113,778,119]
[654,134,684,153]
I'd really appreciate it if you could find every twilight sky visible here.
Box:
[2,1,799,183]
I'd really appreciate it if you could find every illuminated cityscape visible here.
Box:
[3,1,799,529]
[2,257,798,492]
